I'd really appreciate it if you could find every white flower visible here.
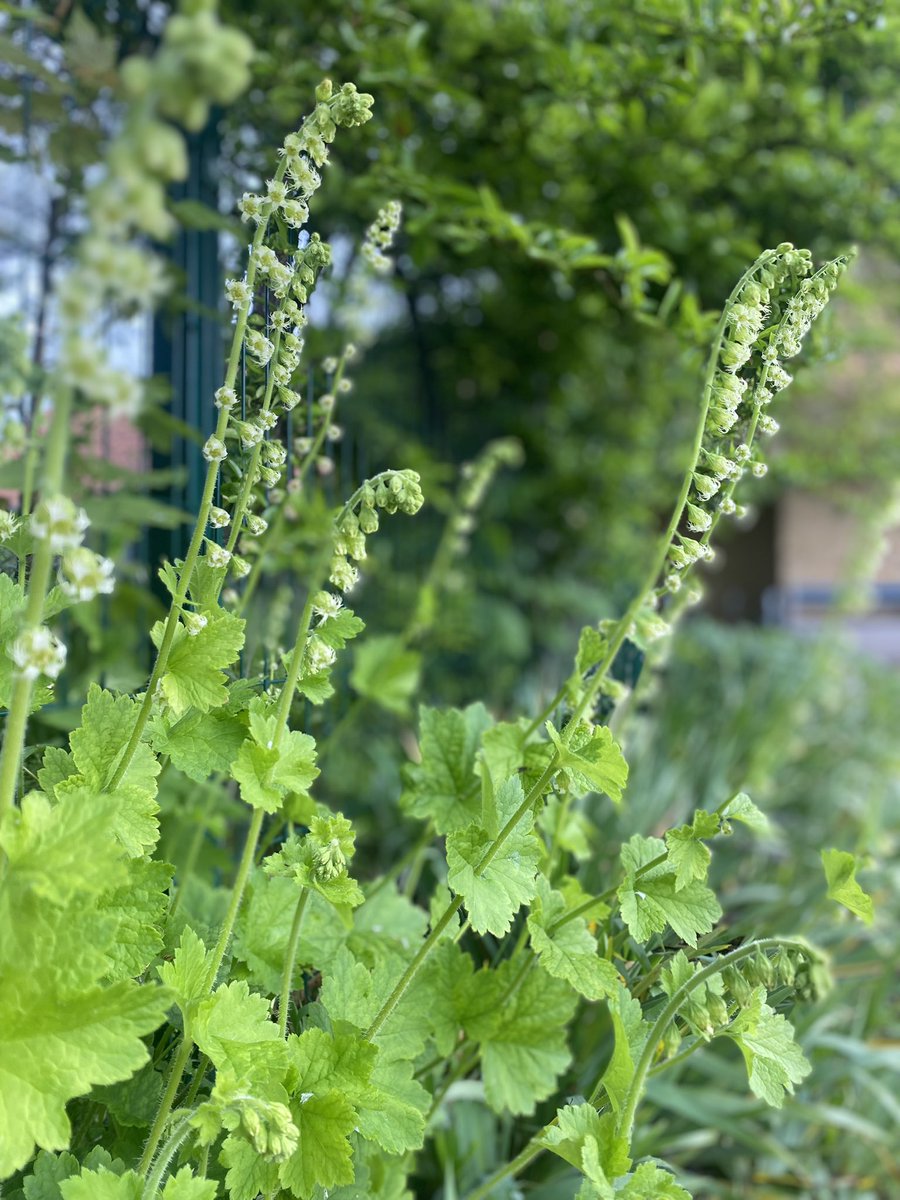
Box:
[337,378,352,394]
[207,543,232,569]
[183,611,208,636]
[312,590,343,621]
[31,496,90,552]
[238,193,266,224]
[329,556,358,593]
[203,436,228,463]
[11,626,66,680]
[322,357,339,374]
[266,178,288,206]
[209,506,231,529]
[215,386,238,410]
[58,548,115,601]
[225,277,252,308]
[318,393,335,412]
[247,330,275,366]
[282,199,309,228]
[306,635,336,674]
[0,510,19,540]
[246,513,268,536]
[238,420,264,448]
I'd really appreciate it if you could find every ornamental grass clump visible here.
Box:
[0,6,874,1199]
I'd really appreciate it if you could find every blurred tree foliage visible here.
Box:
[9,0,900,699]
[217,0,900,684]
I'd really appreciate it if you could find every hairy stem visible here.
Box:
[278,886,309,1037]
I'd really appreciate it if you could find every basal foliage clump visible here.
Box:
[0,5,876,1198]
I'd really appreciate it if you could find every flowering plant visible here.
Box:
[0,5,873,1199]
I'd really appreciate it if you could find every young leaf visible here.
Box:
[161,1168,219,1200]
[401,703,491,833]
[538,1102,630,1190]
[546,721,628,802]
[721,791,769,832]
[150,707,247,783]
[664,827,712,891]
[193,981,288,1082]
[151,609,245,715]
[161,925,219,1016]
[725,985,811,1107]
[618,835,721,947]
[617,1162,691,1198]
[599,982,649,1115]
[98,859,173,981]
[527,879,620,1001]
[232,700,318,813]
[350,633,421,715]
[446,775,541,936]
[59,1169,142,1199]
[460,959,578,1115]
[821,848,875,925]
[62,685,161,857]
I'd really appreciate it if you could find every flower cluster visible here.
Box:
[329,470,425,593]
[663,246,851,594]
[361,200,403,274]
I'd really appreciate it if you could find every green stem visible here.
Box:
[139,1037,193,1175]
[205,808,266,992]
[0,386,73,822]
[141,1113,193,1199]
[278,887,309,1037]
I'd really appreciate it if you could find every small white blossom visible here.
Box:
[238,192,266,224]
[318,393,335,412]
[246,513,268,536]
[225,277,252,307]
[215,386,238,410]
[312,590,343,621]
[209,506,231,529]
[266,178,288,206]
[11,626,66,680]
[207,543,232,569]
[306,635,336,674]
[183,611,208,636]
[58,548,115,602]
[31,496,90,552]
[329,556,358,592]
[238,420,265,448]
[322,357,339,374]
[247,329,275,366]
[203,436,228,463]
[0,510,19,540]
